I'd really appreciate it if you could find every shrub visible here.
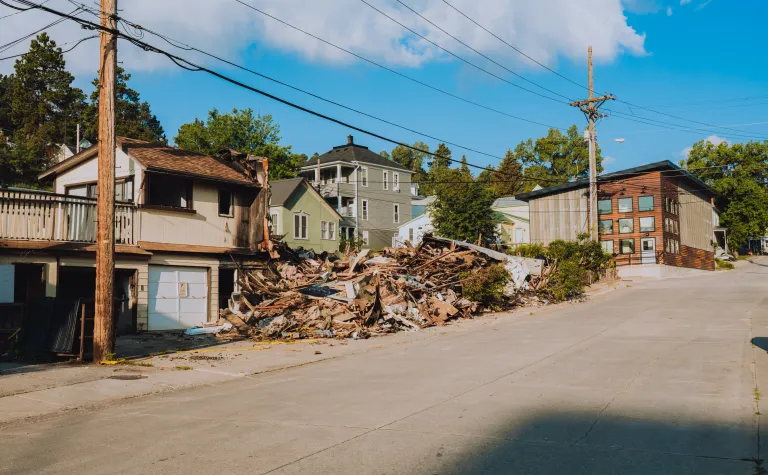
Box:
[715,258,734,270]
[548,260,587,302]
[461,263,510,309]
[513,243,546,259]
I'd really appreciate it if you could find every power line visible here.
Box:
[608,109,768,141]
[391,0,574,101]
[357,0,569,105]
[233,0,567,132]
[0,0,47,19]
[0,35,96,61]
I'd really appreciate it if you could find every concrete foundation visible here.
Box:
[617,263,713,279]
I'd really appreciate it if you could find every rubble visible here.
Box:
[224,235,545,342]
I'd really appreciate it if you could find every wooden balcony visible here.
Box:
[0,189,137,246]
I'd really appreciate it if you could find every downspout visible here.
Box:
[352,161,360,240]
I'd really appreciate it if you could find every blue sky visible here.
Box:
[2,0,766,173]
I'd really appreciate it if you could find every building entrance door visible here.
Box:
[641,237,656,264]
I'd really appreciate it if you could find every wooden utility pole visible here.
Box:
[93,0,118,361]
[570,46,615,241]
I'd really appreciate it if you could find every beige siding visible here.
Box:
[528,187,589,245]
[54,148,138,195]
[678,181,714,251]
[139,181,247,248]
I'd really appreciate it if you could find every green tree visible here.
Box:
[1,33,86,186]
[516,125,601,191]
[459,155,472,179]
[682,139,768,248]
[379,150,390,159]
[432,142,452,169]
[175,108,304,179]
[489,149,525,198]
[83,66,165,144]
[429,168,497,244]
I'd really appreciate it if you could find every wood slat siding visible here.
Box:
[663,245,715,271]
[0,189,136,245]
[670,177,715,251]
[529,187,588,245]
[598,172,664,264]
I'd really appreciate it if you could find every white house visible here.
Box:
[396,212,434,247]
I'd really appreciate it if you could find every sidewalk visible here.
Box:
[0,284,621,427]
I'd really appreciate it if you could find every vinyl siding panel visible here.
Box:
[528,187,588,245]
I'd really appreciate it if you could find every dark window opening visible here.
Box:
[219,189,233,216]
[148,174,192,209]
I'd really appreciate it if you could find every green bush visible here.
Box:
[715,258,734,270]
[513,243,546,259]
[461,263,510,309]
[548,260,587,302]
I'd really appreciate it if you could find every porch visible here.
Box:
[0,188,136,246]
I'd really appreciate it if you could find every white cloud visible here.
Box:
[680,134,727,157]
[0,0,647,76]
[666,6,673,15]
[680,0,692,5]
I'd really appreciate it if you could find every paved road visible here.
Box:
[4,260,768,474]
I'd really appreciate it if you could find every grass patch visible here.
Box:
[716,258,735,270]
[173,365,193,371]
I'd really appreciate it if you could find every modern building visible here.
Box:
[515,160,719,275]
[0,137,270,332]
[298,135,414,249]
[269,177,341,253]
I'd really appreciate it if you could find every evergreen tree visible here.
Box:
[432,143,452,169]
[1,33,86,186]
[379,150,390,159]
[459,155,472,179]
[490,149,524,198]
[429,168,497,244]
[84,66,165,144]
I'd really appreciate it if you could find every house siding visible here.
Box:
[529,187,588,245]
[275,183,340,253]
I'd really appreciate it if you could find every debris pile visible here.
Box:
[225,235,542,341]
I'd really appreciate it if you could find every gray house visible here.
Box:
[299,136,414,249]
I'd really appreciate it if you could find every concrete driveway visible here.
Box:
[3,259,768,474]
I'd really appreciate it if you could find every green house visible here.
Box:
[269,178,342,253]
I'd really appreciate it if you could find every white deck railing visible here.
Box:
[0,189,137,245]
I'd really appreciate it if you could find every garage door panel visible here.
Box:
[178,270,207,284]
[148,282,179,298]
[148,298,178,313]
[149,268,178,283]
[179,298,207,313]
[148,313,183,331]
[179,313,207,327]
[186,283,207,298]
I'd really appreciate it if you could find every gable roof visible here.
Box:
[269,177,342,217]
[301,136,411,172]
[492,197,528,208]
[39,137,257,186]
[515,160,716,201]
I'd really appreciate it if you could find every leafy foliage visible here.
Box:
[83,66,165,144]
[513,243,546,259]
[174,108,305,180]
[682,139,768,248]
[548,260,586,302]
[461,263,510,310]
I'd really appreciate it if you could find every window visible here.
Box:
[328,222,335,240]
[148,174,192,209]
[293,214,308,240]
[321,221,328,239]
[638,195,654,212]
[598,199,612,215]
[361,167,368,187]
[269,213,279,235]
[383,171,389,190]
[393,204,400,224]
[601,240,614,254]
[674,201,679,215]
[639,216,655,232]
[618,218,634,234]
[362,230,369,246]
[674,239,679,254]
[598,219,613,235]
[361,200,369,220]
[620,239,635,254]
[393,173,400,192]
[218,189,233,217]
[618,197,633,213]
[515,228,524,243]
[409,228,414,242]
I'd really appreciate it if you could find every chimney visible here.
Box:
[347,135,353,145]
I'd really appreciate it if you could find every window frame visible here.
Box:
[617,197,633,213]
[269,212,279,235]
[393,172,400,192]
[597,199,612,215]
[598,219,614,235]
[360,167,368,187]
[408,227,414,242]
[618,218,634,234]
[321,220,328,240]
[639,216,655,233]
[601,240,614,254]
[638,195,654,212]
[361,230,369,246]
[293,213,308,240]
[393,203,400,224]
[383,170,389,191]
[361,199,369,220]
[619,238,635,255]
[218,188,234,217]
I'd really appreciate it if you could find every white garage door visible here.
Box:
[148,266,208,330]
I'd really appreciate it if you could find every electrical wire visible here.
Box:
[357,0,568,105]
[0,34,96,61]
[0,0,46,19]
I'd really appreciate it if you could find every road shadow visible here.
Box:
[752,337,768,354]
[115,331,247,359]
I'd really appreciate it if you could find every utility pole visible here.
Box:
[570,46,615,241]
[94,0,118,361]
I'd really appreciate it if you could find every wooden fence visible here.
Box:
[0,189,136,245]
